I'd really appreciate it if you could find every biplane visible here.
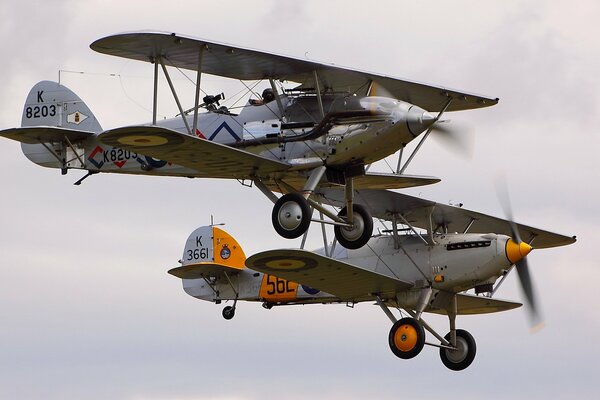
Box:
[169,189,575,371]
[0,31,500,249]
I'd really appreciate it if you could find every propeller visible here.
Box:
[496,176,544,331]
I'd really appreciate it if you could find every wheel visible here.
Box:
[439,329,477,371]
[388,317,425,359]
[272,193,312,239]
[334,204,373,249]
[222,305,235,320]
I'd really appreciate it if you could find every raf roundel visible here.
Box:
[253,255,318,273]
[117,135,169,147]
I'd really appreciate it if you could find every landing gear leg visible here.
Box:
[221,272,238,320]
[333,177,373,249]
[439,295,477,371]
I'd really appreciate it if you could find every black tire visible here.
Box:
[272,193,312,239]
[439,329,476,371]
[388,317,425,359]
[334,204,373,249]
[222,306,235,320]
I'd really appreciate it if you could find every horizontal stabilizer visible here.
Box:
[0,126,94,145]
[168,263,241,279]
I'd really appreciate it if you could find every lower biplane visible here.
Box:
[169,189,575,371]
[0,31,500,250]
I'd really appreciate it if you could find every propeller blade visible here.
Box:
[515,258,543,330]
[495,174,522,243]
[495,175,543,331]
[430,121,475,160]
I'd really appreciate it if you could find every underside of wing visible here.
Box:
[0,126,94,144]
[352,173,440,190]
[168,263,241,279]
[246,249,412,301]
[91,31,498,112]
[428,292,522,315]
[317,189,577,249]
[263,172,440,194]
[98,125,290,178]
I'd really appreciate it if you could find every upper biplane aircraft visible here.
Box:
[170,187,575,371]
[0,31,501,249]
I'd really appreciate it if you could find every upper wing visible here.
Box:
[317,189,576,249]
[0,126,94,144]
[90,31,498,112]
[98,125,290,178]
[246,249,412,301]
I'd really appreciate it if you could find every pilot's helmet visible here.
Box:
[262,88,275,103]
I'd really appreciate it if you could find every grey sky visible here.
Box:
[0,1,597,399]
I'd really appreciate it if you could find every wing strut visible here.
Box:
[269,78,285,116]
[152,60,159,125]
[159,56,192,135]
[313,70,325,119]
[192,46,206,135]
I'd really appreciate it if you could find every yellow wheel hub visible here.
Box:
[394,323,418,352]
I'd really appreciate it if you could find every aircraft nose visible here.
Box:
[505,238,533,264]
[406,106,436,136]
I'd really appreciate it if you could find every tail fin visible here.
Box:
[168,225,247,279]
[21,80,102,132]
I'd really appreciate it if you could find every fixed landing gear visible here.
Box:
[334,204,373,249]
[378,295,477,370]
[272,192,311,239]
[439,329,476,371]
[260,165,374,250]
[270,192,373,249]
[388,317,425,359]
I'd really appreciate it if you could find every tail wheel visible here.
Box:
[439,329,477,371]
[334,204,373,249]
[272,193,311,239]
[222,306,235,320]
[388,317,425,359]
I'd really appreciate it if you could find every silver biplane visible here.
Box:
[170,192,575,371]
[0,31,501,249]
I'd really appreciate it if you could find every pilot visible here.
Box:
[250,88,276,105]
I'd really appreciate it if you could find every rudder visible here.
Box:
[21,80,102,133]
